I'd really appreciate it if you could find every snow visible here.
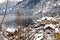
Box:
[34,33,43,40]
[41,17,57,21]
[58,17,60,19]
[3,9,5,12]
[55,28,58,33]
[18,26,20,27]
[3,37,8,40]
[35,34,42,37]
[0,0,5,3]
[9,8,12,10]
[36,37,43,40]
[47,1,50,5]
[42,10,47,13]
[31,29,35,32]
[34,10,42,15]
[6,28,17,33]
[44,24,56,29]
[41,17,53,20]
[57,2,60,5]
[47,35,54,40]
[36,20,41,22]
[10,0,23,2]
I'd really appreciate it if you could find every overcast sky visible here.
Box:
[0,0,23,3]
[9,0,23,2]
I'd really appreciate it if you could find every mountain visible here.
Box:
[16,0,40,9]
[0,0,60,17]
[0,0,21,15]
[1,0,60,28]
[12,0,60,17]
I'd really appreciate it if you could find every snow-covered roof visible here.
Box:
[6,28,18,33]
[41,17,56,21]
[44,24,56,29]
[55,28,58,33]
[35,33,43,40]
[36,37,43,40]
[36,20,41,22]
[41,17,52,20]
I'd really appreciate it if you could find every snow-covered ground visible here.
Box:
[0,16,60,40]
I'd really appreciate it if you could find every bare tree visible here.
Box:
[0,0,8,31]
